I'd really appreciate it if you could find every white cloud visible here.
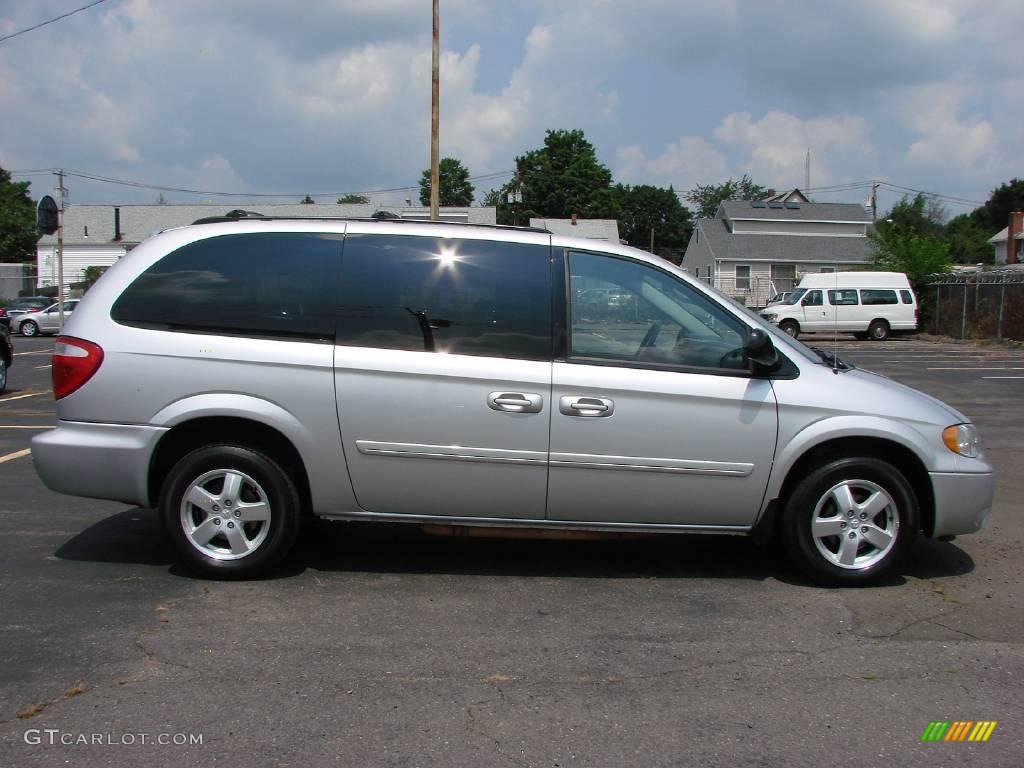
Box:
[615,137,729,189]
[901,83,998,174]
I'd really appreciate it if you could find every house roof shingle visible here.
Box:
[694,217,872,264]
[720,200,872,223]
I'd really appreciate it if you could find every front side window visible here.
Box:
[337,235,551,360]
[861,289,898,305]
[828,289,859,306]
[802,290,823,307]
[111,233,340,339]
[568,251,747,371]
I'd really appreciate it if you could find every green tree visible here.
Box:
[337,193,370,204]
[300,195,315,204]
[0,166,37,264]
[614,184,693,263]
[513,129,621,222]
[969,178,1024,233]
[944,213,993,264]
[684,175,769,219]
[870,198,952,286]
[419,157,475,206]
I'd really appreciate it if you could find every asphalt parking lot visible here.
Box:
[1,334,1022,767]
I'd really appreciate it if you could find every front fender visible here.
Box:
[764,414,944,505]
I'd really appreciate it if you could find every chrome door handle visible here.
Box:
[559,396,614,417]
[487,392,543,414]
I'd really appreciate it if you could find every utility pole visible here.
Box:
[55,169,66,329]
[804,148,810,192]
[429,0,440,221]
[871,181,879,223]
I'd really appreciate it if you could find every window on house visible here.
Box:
[820,266,836,273]
[735,265,751,290]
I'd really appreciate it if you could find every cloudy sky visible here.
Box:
[1,0,1021,217]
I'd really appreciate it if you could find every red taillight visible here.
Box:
[52,336,104,400]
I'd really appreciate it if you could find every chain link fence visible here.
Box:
[922,271,1024,340]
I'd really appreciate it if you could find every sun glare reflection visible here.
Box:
[436,245,459,268]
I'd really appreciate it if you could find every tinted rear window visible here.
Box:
[337,234,551,360]
[860,289,898,305]
[900,289,914,304]
[111,233,340,339]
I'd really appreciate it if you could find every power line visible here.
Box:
[0,0,112,45]
[9,166,515,199]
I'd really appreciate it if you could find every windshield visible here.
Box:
[783,288,807,305]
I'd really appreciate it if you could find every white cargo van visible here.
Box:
[760,272,917,340]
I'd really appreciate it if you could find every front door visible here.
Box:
[799,289,828,331]
[334,231,553,520]
[548,250,778,527]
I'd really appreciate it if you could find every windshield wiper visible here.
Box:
[809,347,854,371]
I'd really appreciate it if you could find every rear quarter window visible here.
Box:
[900,289,914,304]
[111,232,340,340]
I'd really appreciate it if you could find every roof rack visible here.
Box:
[189,210,552,234]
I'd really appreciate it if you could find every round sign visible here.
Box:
[37,195,59,235]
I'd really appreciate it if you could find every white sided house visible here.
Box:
[36,203,497,291]
[682,194,874,308]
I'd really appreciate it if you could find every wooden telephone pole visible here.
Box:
[429,0,440,221]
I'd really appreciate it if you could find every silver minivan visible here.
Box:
[31,219,994,584]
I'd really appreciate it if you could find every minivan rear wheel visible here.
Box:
[779,320,800,339]
[159,444,301,579]
[781,457,918,586]
[867,320,890,341]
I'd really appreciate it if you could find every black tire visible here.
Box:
[852,332,869,341]
[20,321,38,337]
[867,320,890,341]
[781,457,918,586]
[0,356,7,395]
[779,320,800,339]
[159,444,301,579]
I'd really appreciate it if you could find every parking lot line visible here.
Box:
[0,448,31,464]
[13,350,52,357]
[927,367,1024,371]
[0,425,54,429]
[0,392,45,403]
[983,376,1024,379]
[34,364,52,370]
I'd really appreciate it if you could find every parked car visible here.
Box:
[764,291,792,306]
[6,296,55,317]
[0,322,11,395]
[760,272,917,340]
[15,299,80,337]
[31,221,993,585]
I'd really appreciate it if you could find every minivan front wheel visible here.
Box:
[160,445,301,579]
[782,457,918,585]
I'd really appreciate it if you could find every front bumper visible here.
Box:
[929,471,994,537]
[32,420,168,507]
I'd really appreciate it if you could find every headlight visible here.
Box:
[942,423,981,458]
[762,313,777,322]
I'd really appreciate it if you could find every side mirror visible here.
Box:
[746,328,779,371]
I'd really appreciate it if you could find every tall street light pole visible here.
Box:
[430,0,440,221]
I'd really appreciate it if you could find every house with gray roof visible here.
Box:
[36,203,497,291]
[682,195,874,307]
